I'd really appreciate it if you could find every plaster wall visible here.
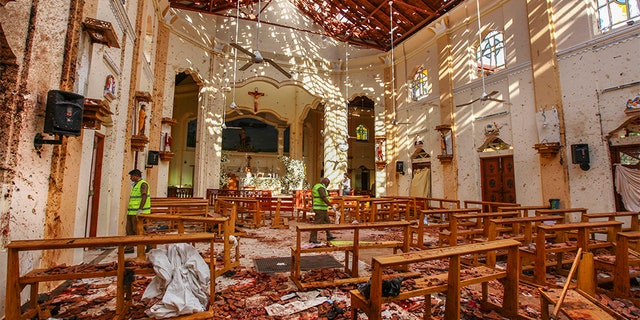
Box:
[0,0,84,313]
[556,26,640,212]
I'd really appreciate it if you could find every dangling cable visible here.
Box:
[256,0,261,52]
[476,0,486,96]
[232,0,240,106]
[389,1,397,122]
[345,43,349,117]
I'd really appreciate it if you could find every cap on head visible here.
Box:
[129,169,142,177]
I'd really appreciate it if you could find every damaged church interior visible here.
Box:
[1,0,640,318]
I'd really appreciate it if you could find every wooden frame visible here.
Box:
[350,239,521,320]
[291,221,411,290]
[5,233,216,320]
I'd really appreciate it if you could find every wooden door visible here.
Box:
[85,133,104,237]
[480,156,516,203]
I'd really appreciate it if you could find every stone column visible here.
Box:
[526,0,570,206]
[434,18,458,199]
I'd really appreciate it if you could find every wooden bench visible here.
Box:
[291,221,411,290]
[216,196,264,228]
[410,208,481,249]
[441,211,520,246]
[350,239,521,320]
[535,207,588,222]
[137,214,240,276]
[334,195,370,223]
[525,221,622,285]
[539,288,625,320]
[5,233,217,320]
[498,205,551,217]
[369,199,412,222]
[463,200,520,213]
[582,211,640,240]
[150,197,210,216]
[595,231,640,300]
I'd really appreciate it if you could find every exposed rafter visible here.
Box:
[168,0,465,51]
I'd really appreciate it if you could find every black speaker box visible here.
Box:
[44,90,84,136]
[571,144,590,164]
[147,151,159,166]
[396,161,404,174]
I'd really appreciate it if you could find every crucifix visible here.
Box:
[248,88,265,112]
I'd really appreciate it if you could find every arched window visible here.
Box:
[356,124,368,141]
[476,31,505,76]
[411,67,430,101]
[597,0,640,32]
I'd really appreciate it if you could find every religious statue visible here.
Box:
[138,104,147,135]
[164,133,172,152]
[103,75,116,96]
[376,141,384,161]
[248,88,264,113]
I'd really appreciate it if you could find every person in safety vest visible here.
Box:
[126,169,151,253]
[310,177,337,244]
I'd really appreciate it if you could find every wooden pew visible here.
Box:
[350,239,521,320]
[463,200,519,213]
[334,195,370,223]
[216,196,264,228]
[441,211,520,246]
[535,207,588,223]
[484,215,566,267]
[390,196,460,220]
[137,214,240,276]
[291,221,411,290]
[410,208,481,249]
[581,211,640,238]
[5,233,217,320]
[599,231,640,301]
[150,197,210,216]
[498,205,551,217]
[212,198,243,236]
[526,221,623,285]
[369,199,412,222]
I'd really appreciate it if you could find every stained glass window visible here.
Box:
[411,67,430,101]
[356,124,368,141]
[476,31,505,76]
[597,0,640,31]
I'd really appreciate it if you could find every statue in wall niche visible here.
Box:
[164,133,172,152]
[376,140,384,161]
[103,75,116,101]
[137,104,147,135]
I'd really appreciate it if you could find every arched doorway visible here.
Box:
[348,96,375,195]
[167,72,201,196]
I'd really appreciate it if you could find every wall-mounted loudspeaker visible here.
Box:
[44,90,84,136]
[571,144,590,171]
[396,161,405,175]
[147,151,159,166]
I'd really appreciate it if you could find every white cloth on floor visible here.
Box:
[142,243,210,319]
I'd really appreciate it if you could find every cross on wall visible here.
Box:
[248,88,265,112]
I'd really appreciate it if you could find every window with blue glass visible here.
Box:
[476,31,505,76]
[411,67,430,101]
[356,124,368,141]
[597,0,640,31]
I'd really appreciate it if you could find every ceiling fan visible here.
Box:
[455,90,504,108]
[230,0,291,78]
[455,0,506,108]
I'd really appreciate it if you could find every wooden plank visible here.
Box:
[6,233,216,250]
[374,239,520,266]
